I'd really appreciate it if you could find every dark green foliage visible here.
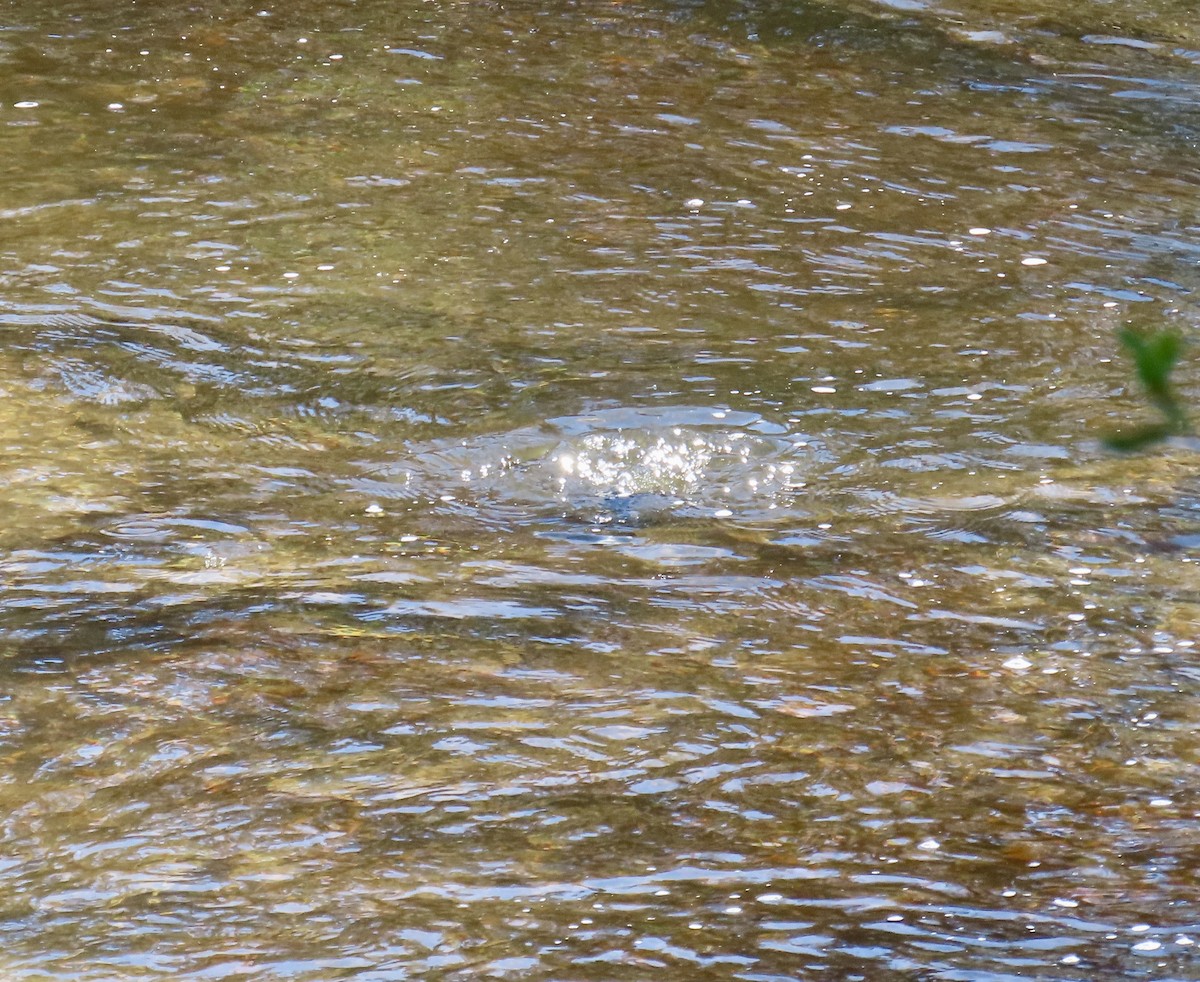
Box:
[1104,328,1189,452]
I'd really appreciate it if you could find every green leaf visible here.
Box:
[1116,327,1187,432]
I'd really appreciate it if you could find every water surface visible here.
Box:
[0,0,1198,977]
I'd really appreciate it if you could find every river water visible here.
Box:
[1,0,1198,977]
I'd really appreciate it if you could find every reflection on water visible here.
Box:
[1,0,1199,977]
[359,405,810,526]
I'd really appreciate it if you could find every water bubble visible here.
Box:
[13,100,39,109]
[968,227,991,235]
[1020,257,1048,266]
[1003,655,1032,671]
[685,198,704,208]
[1132,940,1161,952]
[917,839,940,851]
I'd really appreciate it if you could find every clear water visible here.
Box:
[0,0,1198,977]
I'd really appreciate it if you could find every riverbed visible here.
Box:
[0,0,1198,977]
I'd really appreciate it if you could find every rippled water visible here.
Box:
[1,0,1199,977]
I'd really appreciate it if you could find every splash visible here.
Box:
[368,406,813,524]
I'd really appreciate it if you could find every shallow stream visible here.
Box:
[1,0,1199,977]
